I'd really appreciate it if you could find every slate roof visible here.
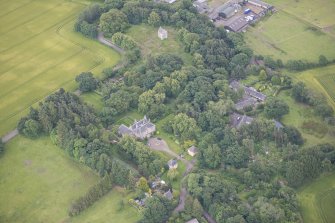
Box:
[168,159,177,168]
[225,16,249,32]
[274,120,284,129]
[118,124,133,135]
[164,189,173,200]
[244,87,267,101]
[231,113,254,128]
[186,219,200,223]
[235,97,258,110]
[118,116,155,139]
[188,146,198,154]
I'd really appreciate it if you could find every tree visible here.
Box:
[22,119,42,138]
[259,69,267,81]
[271,75,281,85]
[203,144,221,169]
[75,72,98,92]
[167,168,179,181]
[171,113,200,142]
[0,140,4,155]
[142,195,173,223]
[136,177,150,192]
[100,9,129,37]
[148,11,161,27]
[319,55,328,66]
[264,97,289,119]
[291,82,309,103]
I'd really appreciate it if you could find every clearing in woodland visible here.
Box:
[0,0,120,136]
[0,136,99,223]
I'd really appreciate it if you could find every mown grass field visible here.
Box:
[298,173,335,223]
[0,0,120,136]
[288,65,335,111]
[277,90,334,147]
[0,136,99,223]
[126,24,193,64]
[71,187,141,223]
[266,0,335,28]
[81,92,104,111]
[245,11,335,62]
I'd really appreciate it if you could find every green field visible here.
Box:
[266,0,335,28]
[245,11,335,62]
[81,92,104,111]
[298,173,335,223]
[126,24,192,64]
[0,0,120,136]
[71,187,141,223]
[277,90,335,147]
[288,65,335,111]
[0,136,99,223]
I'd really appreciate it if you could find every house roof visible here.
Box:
[225,16,249,32]
[235,97,258,110]
[164,189,173,200]
[274,120,284,129]
[248,0,272,9]
[186,219,200,223]
[158,27,167,34]
[230,113,254,128]
[188,145,198,153]
[168,159,177,167]
[118,124,133,135]
[244,87,267,101]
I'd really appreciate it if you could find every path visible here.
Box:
[1,129,18,143]
[97,32,125,54]
[147,138,216,222]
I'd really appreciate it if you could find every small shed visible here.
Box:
[167,159,178,169]
[158,27,168,40]
[188,146,198,157]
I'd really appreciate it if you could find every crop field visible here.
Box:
[126,24,193,64]
[298,173,335,223]
[266,0,335,28]
[245,11,335,62]
[0,136,99,223]
[0,0,120,136]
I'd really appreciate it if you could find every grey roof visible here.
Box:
[230,113,254,128]
[225,16,249,32]
[244,87,267,101]
[186,219,200,223]
[274,120,284,129]
[118,116,155,139]
[158,27,167,35]
[219,6,235,18]
[118,124,133,135]
[229,80,242,91]
[164,189,173,200]
[248,0,272,9]
[168,159,177,167]
[235,97,258,110]
[188,146,198,153]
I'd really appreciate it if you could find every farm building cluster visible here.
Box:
[193,0,275,32]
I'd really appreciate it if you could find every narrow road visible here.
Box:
[97,32,125,54]
[1,129,18,143]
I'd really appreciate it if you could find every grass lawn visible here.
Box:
[277,90,335,147]
[266,0,335,28]
[297,172,335,223]
[0,136,99,223]
[80,92,104,112]
[126,24,193,64]
[245,11,335,62]
[287,64,335,111]
[71,187,141,223]
[0,0,120,136]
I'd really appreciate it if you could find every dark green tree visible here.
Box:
[75,72,98,92]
